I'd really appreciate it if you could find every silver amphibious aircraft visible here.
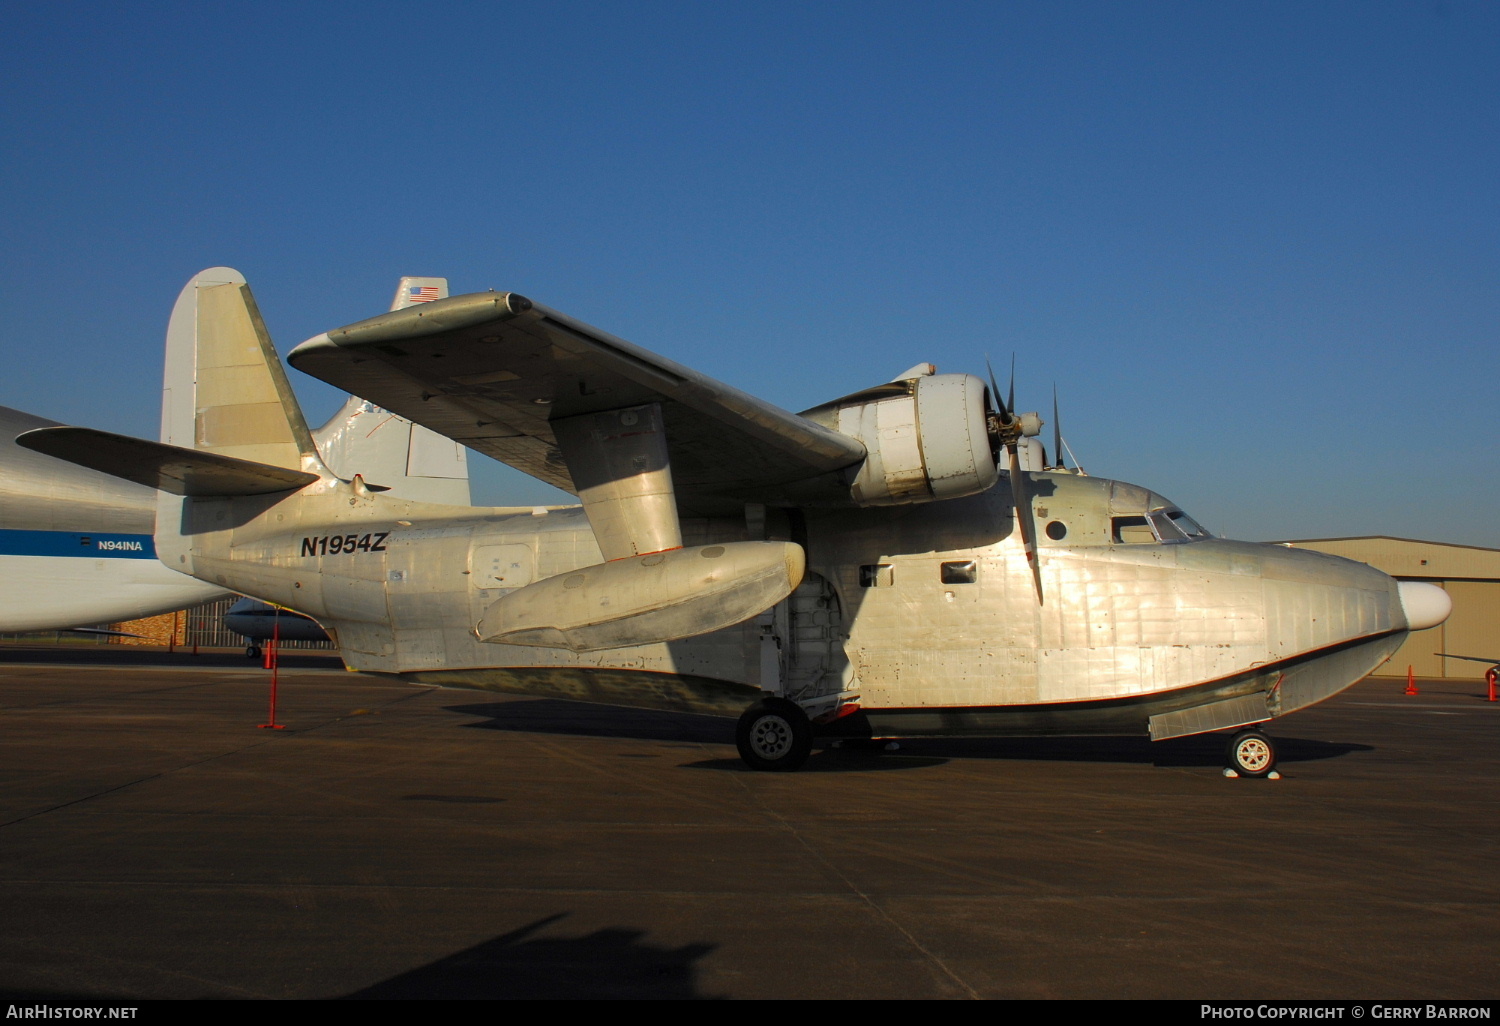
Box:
[18,268,1453,776]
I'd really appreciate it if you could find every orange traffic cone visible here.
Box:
[1404,666,1419,696]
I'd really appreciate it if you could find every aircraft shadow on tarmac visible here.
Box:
[341,913,721,1000]
[451,698,734,744]
[856,733,1374,768]
[448,699,1371,772]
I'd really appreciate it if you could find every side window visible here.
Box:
[1112,516,1154,544]
[940,560,977,584]
[859,564,894,588]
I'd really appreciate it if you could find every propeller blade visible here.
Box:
[1007,441,1043,604]
[1007,354,1016,418]
[986,356,1012,423]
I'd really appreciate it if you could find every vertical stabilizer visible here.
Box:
[312,396,471,505]
[390,276,448,311]
[157,268,328,573]
[309,276,470,504]
[161,268,316,468]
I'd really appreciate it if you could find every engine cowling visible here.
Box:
[836,373,999,506]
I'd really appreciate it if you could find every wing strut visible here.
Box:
[552,403,682,560]
[477,401,806,651]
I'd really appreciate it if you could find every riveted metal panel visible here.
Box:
[1149,692,1271,740]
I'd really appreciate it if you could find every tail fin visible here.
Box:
[390,276,448,311]
[312,395,471,505]
[18,268,326,499]
[156,268,331,573]
[308,275,472,505]
[160,267,317,471]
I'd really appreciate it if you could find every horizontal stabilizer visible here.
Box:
[17,427,320,497]
[63,626,148,639]
[479,541,805,652]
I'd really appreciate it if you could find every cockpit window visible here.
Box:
[1149,512,1187,542]
[1167,510,1211,538]
[1113,509,1211,545]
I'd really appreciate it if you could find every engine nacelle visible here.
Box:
[837,373,998,506]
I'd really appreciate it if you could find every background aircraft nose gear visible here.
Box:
[736,698,813,772]
[1225,728,1277,778]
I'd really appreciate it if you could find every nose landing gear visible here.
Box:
[1225,728,1279,779]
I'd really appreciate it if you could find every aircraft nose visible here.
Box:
[1397,581,1452,631]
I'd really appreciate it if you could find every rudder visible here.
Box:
[160,267,316,471]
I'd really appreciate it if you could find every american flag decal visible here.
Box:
[408,286,441,303]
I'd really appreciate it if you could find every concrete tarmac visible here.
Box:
[0,645,1495,1000]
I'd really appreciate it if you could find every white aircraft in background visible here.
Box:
[223,598,330,659]
[19,268,1452,777]
[0,277,470,633]
[0,403,226,631]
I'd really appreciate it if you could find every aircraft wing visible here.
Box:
[287,293,866,514]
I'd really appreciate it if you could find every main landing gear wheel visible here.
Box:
[1225,728,1277,778]
[246,644,262,660]
[736,698,813,772]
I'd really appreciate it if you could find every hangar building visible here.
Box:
[1277,537,1500,678]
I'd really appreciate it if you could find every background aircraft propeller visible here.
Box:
[1053,385,1065,471]
[1050,385,1088,476]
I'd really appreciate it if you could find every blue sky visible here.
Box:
[2,1,1496,544]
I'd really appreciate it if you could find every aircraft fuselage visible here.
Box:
[0,405,225,631]
[174,466,1412,741]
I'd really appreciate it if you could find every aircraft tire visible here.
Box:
[1225,729,1276,778]
[736,698,813,772]
[246,645,261,660]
